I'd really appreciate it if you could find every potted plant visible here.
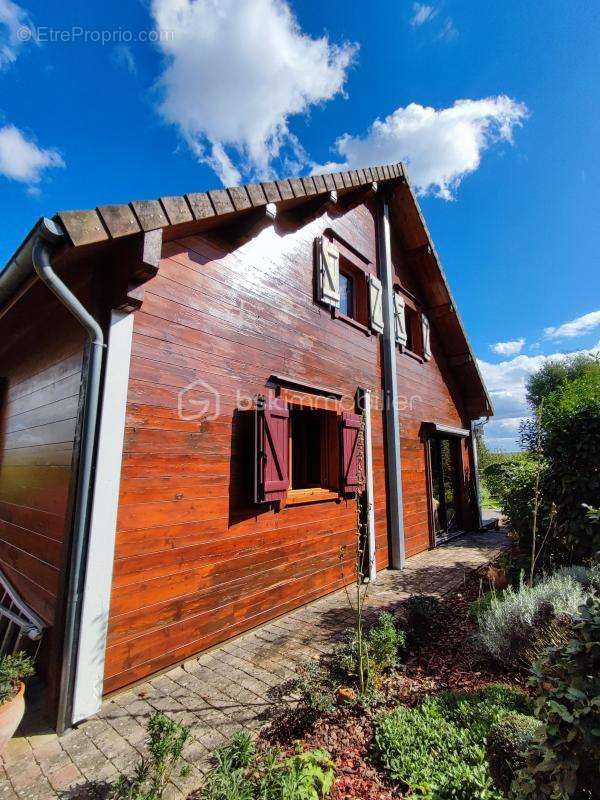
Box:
[0,652,34,751]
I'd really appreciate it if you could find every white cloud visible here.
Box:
[151,0,357,185]
[0,124,65,186]
[438,17,458,41]
[478,341,600,450]
[329,96,528,199]
[112,44,137,76]
[490,337,525,356]
[0,0,31,69]
[411,3,437,26]
[544,309,600,340]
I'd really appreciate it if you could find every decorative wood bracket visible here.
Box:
[282,191,338,223]
[427,302,455,320]
[222,203,277,242]
[112,228,162,313]
[447,352,473,367]
[338,182,378,209]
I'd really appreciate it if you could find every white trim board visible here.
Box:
[71,310,134,724]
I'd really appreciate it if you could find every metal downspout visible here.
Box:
[31,220,105,733]
[377,194,406,569]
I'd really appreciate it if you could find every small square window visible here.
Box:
[288,407,339,494]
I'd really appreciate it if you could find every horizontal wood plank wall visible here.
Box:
[392,251,471,557]
[105,202,390,693]
[0,281,85,627]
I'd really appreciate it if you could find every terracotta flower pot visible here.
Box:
[0,682,25,752]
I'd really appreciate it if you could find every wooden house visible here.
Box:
[0,162,492,731]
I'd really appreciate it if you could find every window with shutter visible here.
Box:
[394,292,408,346]
[341,412,361,493]
[368,275,384,334]
[255,396,289,503]
[422,315,432,361]
[316,237,340,308]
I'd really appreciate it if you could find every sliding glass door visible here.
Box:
[428,436,462,544]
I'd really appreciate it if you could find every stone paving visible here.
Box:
[1,529,508,800]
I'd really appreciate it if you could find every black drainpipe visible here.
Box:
[24,218,105,733]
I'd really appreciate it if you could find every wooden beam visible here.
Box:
[427,302,455,320]
[338,182,378,209]
[112,229,162,313]
[221,203,277,242]
[281,191,338,223]
[447,353,473,367]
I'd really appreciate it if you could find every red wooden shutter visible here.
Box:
[341,412,361,493]
[256,396,289,502]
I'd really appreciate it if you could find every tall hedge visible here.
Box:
[541,371,600,565]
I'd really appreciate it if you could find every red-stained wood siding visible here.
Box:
[393,251,474,557]
[0,281,85,631]
[105,203,391,693]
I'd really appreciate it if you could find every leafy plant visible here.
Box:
[295,660,337,714]
[469,589,504,622]
[112,712,190,800]
[486,712,542,794]
[201,736,335,800]
[0,651,34,705]
[402,594,441,646]
[515,595,600,799]
[367,611,406,674]
[373,684,532,799]
[477,572,587,667]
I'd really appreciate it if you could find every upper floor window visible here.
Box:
[339,271,354,318]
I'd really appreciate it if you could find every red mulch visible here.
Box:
[262,565,524,800]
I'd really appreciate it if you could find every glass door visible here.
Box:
[428,436,462,544]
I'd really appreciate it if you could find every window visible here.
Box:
[290,408,322,489]
[339,271,354,318]
[255,392,361,504]
[404,305,423,357]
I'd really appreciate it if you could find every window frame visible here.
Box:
[323,230,372,336]
[395,286,426,362]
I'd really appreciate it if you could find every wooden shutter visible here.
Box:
[341,412,361,493]
[422,315,432,361]
[394,292,407,346]
[316,237,340,308]
[369,275,384,334]
[256,396,289,502]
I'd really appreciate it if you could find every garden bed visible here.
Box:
[258,562,525,800]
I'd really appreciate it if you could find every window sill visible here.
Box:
[400,346,424,363]
[284,488,340,506]
[334,310,371,336]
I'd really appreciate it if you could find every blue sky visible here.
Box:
[0,0,598,449]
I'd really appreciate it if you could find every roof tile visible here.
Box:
[186,192,215,220]
[131,200,169,231]
[246,183,267,206]
[58,210,108,247]
[160,196,193,225]
[275,180,294,201]
[289,178,305,198]
[97,204,141,239]
[227,186,252,211]
[322,173,335,192]
[208,189,235,215]
[261,182,281,203]
[301,177,317,196]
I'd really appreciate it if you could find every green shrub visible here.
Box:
[486,712,542,794]
[515,595,600,799]
[112,712,190,800]
[0,651,34,705]
[469,590,504,622]
[403,594,441,645]
[296,660,338,714]
[332,611,405,686]
[373,684,532,799]
[201,737,334,800]
[541,372,600,566]
[477,573,586,666]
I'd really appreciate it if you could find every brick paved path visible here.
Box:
[0,530,507,800]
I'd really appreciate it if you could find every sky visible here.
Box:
[0,0,599,450]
